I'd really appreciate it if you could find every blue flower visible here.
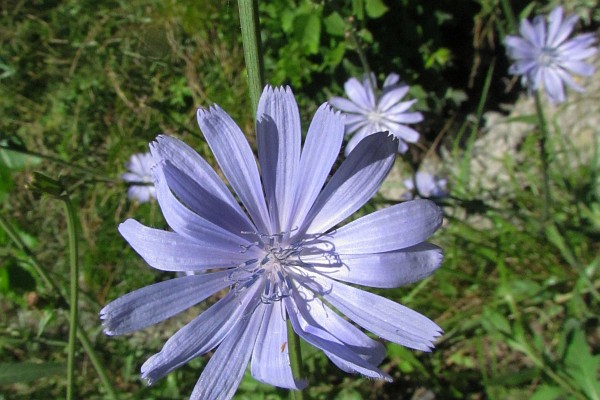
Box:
[121,152,156,203]
[505,6,597,103]
[403,171,448,200]
[330,73,423,154]
[101,86,443,400]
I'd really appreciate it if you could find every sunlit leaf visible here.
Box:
[0,362,66,384]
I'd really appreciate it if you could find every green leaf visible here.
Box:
[294,13,321,55]
[0,148,40,170]
[334,388,362,400]
[545,224,578,268]
[1,261,36,294]
[564,329,600,399]
[324,12,346,36]
[529,385,565,400]
[489,367,539,386]
[0,161,12,201]
[365,0,389,18]
[324,42,346,68]
[0,362,66,384]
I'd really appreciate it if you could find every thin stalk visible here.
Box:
[499,0,517,33]
[348,28,375,89]
[63,196,79,400]
[0,214,60,292]
[516,336,587,400]
[0,215,119,400]
[287,319,305,400]
[0,144,114,181]
[457,60,495,190]
[534,90,552,224]
[238,0,264,116]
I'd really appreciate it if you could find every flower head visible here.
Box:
[505,6,597,103]
[121,152,156,203]
[330,73,423,155]
[101,86,443,400]
[403,171,448,200]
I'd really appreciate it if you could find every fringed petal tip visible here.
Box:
[376,130,399,145]
[98,311,118,336]
[318,102,346,123]
[141,374,155,387]
[420,328,445,352]
[260,84,294,96]
[196,104,229,123]
[140,359,159,386]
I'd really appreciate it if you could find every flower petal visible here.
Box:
[385,110,423,125]
[251,301,306,389]
[100,271,231,335]
[344,77,375,109]
[285,293,391,381]
[548,9,578,46]
[561,60,596,76]
[197,106,271,234]
[385,121,421,143]
[300,131,397,236]
[293,285,387,366]
[324,199,442,254]
[300,273,442,351]
[290,104,345,231]
[257,86,301,233]
[153,165,255,251]
[542,68,566,103]
[329,96,367,114]
[190,300,265,400]
[378,85,409,112]
[119,219,257,272]
[519,18,541,47]
[141,285,260,384]
[150,136,254,235]
[302,243,443,288]
[382,73,400,89]
[343,124,375,156]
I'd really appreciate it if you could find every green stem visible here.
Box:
[516,336,587,400]
[238,0,264,116]
[348,28,375,89]
[0,144,114,181]
[287,320,305,400]
[0,215,119,400]
[63,196,79,400]
[534,90,552,225]
[499,0,517,34]
[0,214,61,292]
[76,322,119,400]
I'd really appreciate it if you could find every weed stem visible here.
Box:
[534,90,552,225]
[238,0,265,116]
[287,319,305,400]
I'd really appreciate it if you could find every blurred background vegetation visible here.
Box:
[1,0,599,399]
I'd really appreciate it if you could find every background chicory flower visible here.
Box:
[121,152,156,203]
[403,171,448,199]
[330,73,423,154]
[504,6,597,103]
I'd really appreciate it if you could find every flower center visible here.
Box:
[536,47,558,67]
[233,232,303,303]
[367,111,384,124]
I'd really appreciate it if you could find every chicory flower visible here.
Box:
[121,152,156,203]
[505,6,597,103]
[403,171,448,199]
[101,86,443,399]
[330,73,423,154]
